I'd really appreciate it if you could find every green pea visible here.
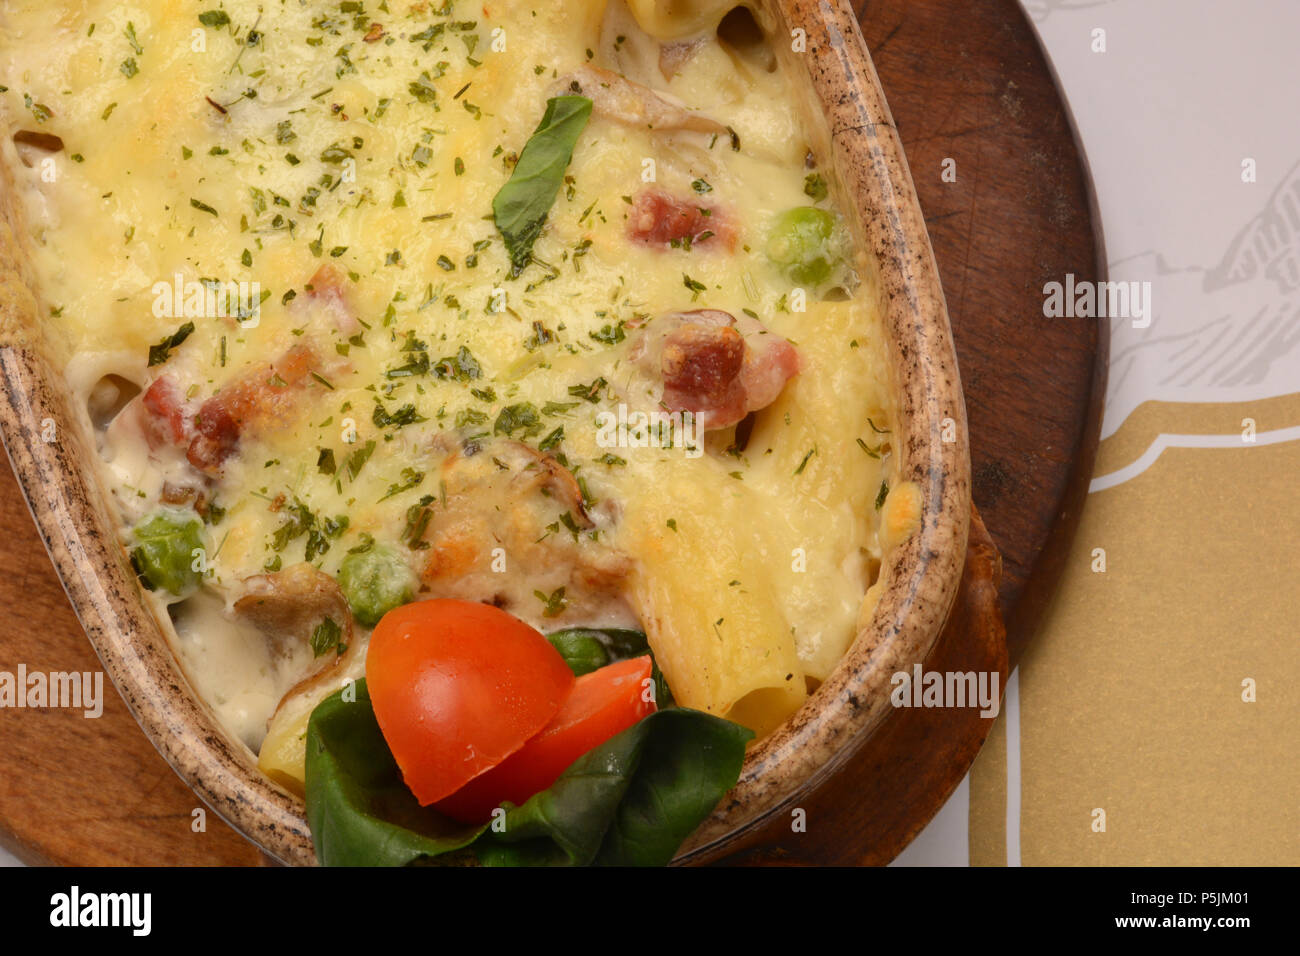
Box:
[339,545,416,626]
[130,508,205,596]
[766,206,838,286]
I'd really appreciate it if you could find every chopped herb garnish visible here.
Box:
[538,426,564,452]
[310,617,343,657]
[542,400,580,415]
[804,172,828,201]
[373,401,426,429]
[23,94,52,123]
[567,378,606,403]
[345,439,377,481]
[856,438,881,458]
[455,407,489,428]
[432,345,481,383]
[408,72,438,103]
[147,322,195,367]
[493,402,543,439]
[589,321,626,345]
[379,467,426,501]
[401,496,435,549]
[320,144,353,164]
[534,586,567,618]
[124,22,143,55]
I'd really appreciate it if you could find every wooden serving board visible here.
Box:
[0,0,1104,866]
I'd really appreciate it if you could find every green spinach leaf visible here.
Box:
[543,629,609,676]
[478,708,752,867]
[304,681,749,866]
[304,681,485,866]
[492,95,592,275]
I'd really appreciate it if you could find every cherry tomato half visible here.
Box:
[436,655,656,823]
[366,599,575,806]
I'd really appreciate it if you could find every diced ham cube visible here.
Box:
[628,189,735,250]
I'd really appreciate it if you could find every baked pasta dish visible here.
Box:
[0,0,917,865]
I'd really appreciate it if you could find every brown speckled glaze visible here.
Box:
[0,0,968,866]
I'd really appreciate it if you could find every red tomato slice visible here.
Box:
[366,600,575,806]
[436,655,657,823]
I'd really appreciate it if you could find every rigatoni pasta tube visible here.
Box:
[621,468,806,738]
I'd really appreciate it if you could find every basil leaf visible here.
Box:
[477,709,753,867]
[492,95,592,275]
[305,681,486,867]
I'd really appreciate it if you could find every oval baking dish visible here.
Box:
[0,0,968,865]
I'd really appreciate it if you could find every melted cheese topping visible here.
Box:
[1,0,897,747]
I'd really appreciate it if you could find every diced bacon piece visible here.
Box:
[301,265,361,336]
[661,323,748,426]
[633,310,800,430]
[740,335,801,413]
[187,344,317,475]
[187,403,240,476]
[139,376,190,450]
[628,189,735,249]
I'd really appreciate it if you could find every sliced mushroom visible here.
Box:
[659,38,706,80]
[234,562,361,716]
